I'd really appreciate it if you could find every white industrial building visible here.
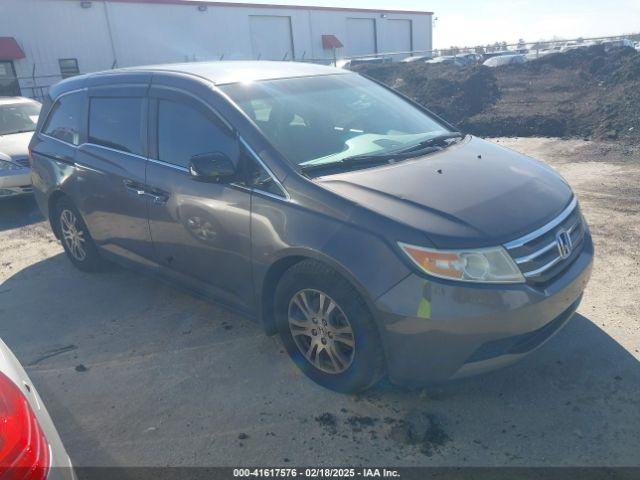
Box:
[0,0,433,98]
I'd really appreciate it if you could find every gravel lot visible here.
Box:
[0,137,638,467]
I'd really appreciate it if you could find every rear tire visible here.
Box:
[54,197,104,272]
[275,260,385,393]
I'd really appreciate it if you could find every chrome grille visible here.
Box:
[504,197,586,284]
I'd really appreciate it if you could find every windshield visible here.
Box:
[221,74,450,168]
[0,102,41,136]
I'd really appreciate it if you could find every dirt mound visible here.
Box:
[356,62,500,124]
[356,45,640,144]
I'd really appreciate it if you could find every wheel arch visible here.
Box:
[258,248,381,337]
[47,189,71,239]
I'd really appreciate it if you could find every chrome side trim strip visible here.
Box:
[504,197,578,250]
[251,187,291,203]
[39,133,78,149]
[147,157,190,173]
[82,142,148,161]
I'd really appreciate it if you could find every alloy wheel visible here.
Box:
[287,289,355,374]
[60,209,87,261]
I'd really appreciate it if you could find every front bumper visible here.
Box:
[374,233,594,386]
[0,168,32,197]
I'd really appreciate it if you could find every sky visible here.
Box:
[209,0,640,48]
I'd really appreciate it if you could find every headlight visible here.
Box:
[399,242,525,284]
[0,159,22,171]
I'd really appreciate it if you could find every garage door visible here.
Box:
[386,19,413,54]
[250,15,295,61]
[346,18,377,57]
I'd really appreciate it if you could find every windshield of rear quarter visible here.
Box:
[220,73,450,167]
[0,102,41,136]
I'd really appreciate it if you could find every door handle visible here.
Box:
[148,192,169,205]
[123,180,147,196]
[123,180,169,204]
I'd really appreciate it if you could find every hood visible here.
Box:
[316,136,573,249]
[0,131,33,159]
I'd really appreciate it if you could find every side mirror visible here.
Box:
[188,152,236,182]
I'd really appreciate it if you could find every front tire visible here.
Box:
[55,197,104,272]
[275,260,385,393]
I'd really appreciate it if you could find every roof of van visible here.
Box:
[114,60,350,85]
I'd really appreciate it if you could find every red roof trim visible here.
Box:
[0,37,25,60]
[61,0,432,15]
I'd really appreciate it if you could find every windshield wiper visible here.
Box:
[299,133,464,177]
[300,146,442,176]
[299,155,389,176]
[395,132,465,154]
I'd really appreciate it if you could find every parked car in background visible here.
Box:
[560,41,596,52]
[402,54,433,63]
[0,337,74,479]
[525,50,556,61]
[483,54,527,67]
[0,97,41,198]
[336,57,392,69]
[455,53,481,65]
[425,56,466,66]
[482,50,525,60]
[30,61,592,392]
[600,38,635,51]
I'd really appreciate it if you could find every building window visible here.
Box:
[58,58,80,79]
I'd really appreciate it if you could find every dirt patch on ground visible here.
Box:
[315,412,338,434]
[315,409,451,457]
[389,412,451,456]
[356,45,640,144]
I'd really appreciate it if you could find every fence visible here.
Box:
[340,33,639,61]
[10,33,639,102]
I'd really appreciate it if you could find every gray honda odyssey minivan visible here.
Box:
[30,61,593,392]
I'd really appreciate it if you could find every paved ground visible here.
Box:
[0,138,638,467]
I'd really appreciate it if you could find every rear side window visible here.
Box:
[158,99,235,168]
[42,92,84,145]
[89,97,144,155]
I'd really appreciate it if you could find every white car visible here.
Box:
[425,56,466,66]
[560,41,596,52]
[0,337,74,479]
[0,97,41,198]
[483,54,527,67]
[525,50,555,61]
